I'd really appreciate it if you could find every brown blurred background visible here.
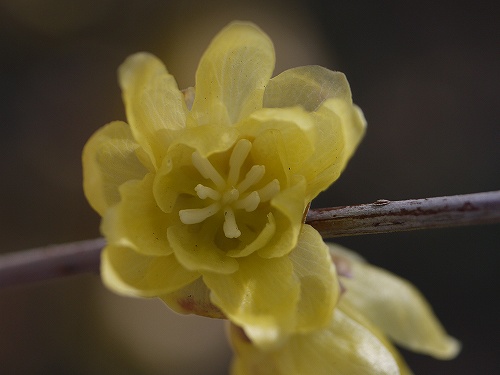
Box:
[0,0,498,373]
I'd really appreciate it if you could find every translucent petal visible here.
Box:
[288,225,339,332]
[204,253,300,348]
[320,98,366,167]
[190,22,275,126]
[240,107,316,176]
[167,223,239,274]
[82,121,148,216]
[263,65,352,111]
[160,277,225,319]
[118,52,188,167]
[101,174,174,256]
[101,244,199,298]
[229,307,404,375]
[329,244,461,359]
[257,175,307,258]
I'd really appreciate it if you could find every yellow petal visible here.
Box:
[229,307,404,375]
[240,106,317,177]
[167,223,239,274]
[118,52,188,168]
[82,121,148,216]
[338,300,414,375]
[160,277,225,319]
[329,243,461,359]
[319,98,366,169]
[101,173,174,256]
[101,244,199,298]
[257,175,307,258]
[288,225,339,332]
[204,253,300,348]
[190,21,275,126]
[263,65,352,111]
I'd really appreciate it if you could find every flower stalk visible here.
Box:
[1,190,498,288]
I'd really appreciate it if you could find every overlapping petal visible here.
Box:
[328,243,460,359]
[101,174,173,256]
[204,224,338,348]
[119,52,188,168]
[82,121,148,215]
[263,65,352,111]
[190,22,275,127]
[229,307,408,375]
[204,251,300,348]
[287,225,339,332]
[101,244,199,298]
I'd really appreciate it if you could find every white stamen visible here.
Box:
[191,151,226,189]
[258,179,280,202]
[223,207,241,238]
[228,139,252,186]
[195,184,221,200]
[234,191,260,212]
[179,203,221,224]
[237,165,265,193]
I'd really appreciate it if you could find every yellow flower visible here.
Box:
[82,21,365,346]
[229,244,460,374]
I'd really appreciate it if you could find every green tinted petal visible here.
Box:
[288,225,339,332]
[263,65,352,111]
[160,277,225,319]
[82,121,148,216]
[190,22,275,126]
[101,244,199,297]
[118,52,188,167]
[337,247,460,359]
[229,308,403,375]
[167,223,239,274]
[204,253,300,348]
[101,174,173,256]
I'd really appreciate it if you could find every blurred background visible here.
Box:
[0,0,498,373]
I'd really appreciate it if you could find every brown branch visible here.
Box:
[0,191,499,288]
[307,190,500,238]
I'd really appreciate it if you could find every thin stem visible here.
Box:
[307,190,500,238]
[1,191,499,288]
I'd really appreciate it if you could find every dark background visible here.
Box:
[0,0,498,373]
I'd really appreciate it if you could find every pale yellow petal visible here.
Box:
[101,173,174,256]
[118,52,188,167]
[190,21,275,126]
[288,225,339,332]
[263,65,352,111]
[337,247,461,359]
[239,106,317,177]
[101,244,199,298]
[338,300,414,375]
[160,277,225,319]
[319,98,366,170]
[167,223,239,274]
[229,308,404,375]
[204,253,300,348]
[240,104,347,202]
[257,175,307,258]
[82,121,148,216]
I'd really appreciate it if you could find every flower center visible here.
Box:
[178,139,280,238]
